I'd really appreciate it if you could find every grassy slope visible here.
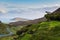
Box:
[18,21,60,40]
[1,21,60,40]
[0,26,24,40]
[0,23,9,34]
[10,26,24,34]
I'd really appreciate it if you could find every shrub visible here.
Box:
[45,13,60,21]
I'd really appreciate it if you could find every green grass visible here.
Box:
[10,26,24,34]
[0,36,13,40]
[0,26,24,40]
[1,21,60,40]
[17,21,60,40]
[20,34,32,40]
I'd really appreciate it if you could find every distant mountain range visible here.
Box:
[9,17,47,26]
[11,17,29,22]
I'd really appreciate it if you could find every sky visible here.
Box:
[0,0,60,23]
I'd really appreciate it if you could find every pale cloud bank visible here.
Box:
[0,3,60,14]
[0,3,59,23]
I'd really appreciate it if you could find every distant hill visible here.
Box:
[11,17,29,22]
[9,17,47,26]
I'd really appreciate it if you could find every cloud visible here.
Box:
[0,8,7,14]
[0,3,59,17]
[0,3,60,23]
[0,3,59,13]
[0,3,8,14]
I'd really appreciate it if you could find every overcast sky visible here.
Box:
[0,0,60,23]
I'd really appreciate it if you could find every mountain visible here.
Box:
[11,17,29,22]
[46,7,60,14]
[9,17,47,26]
[51,8,60,14]
[28,17,47,24]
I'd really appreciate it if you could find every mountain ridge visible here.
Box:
[9,17,47,26]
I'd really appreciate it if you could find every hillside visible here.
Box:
[16,21,60,40]
[14,8,60,40]
[0,21,9,34]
